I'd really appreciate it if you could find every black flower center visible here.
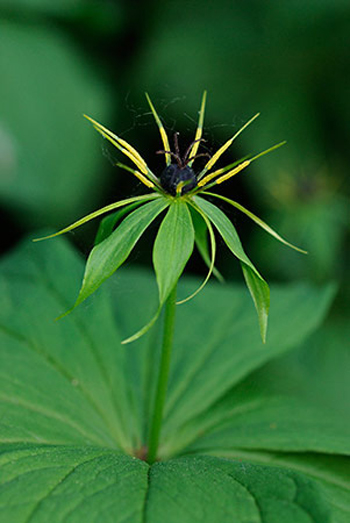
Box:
[160,164,197,196]
[156,132,210,196]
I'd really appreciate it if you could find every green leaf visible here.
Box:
[0,237,344,520]
[189,315,348,457]
[146,456,331,523]
[73,198,169,311]
[2,237,334,452]
[208,452,350,523]
[0,447,331,523]
[0,446,149,522]
[194,195,270,342]
[153,200,195,304]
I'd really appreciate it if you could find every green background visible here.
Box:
[1,0,349,291]
[0,2,349,520]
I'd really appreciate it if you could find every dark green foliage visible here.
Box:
[0,237,348,521]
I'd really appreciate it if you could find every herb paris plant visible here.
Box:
[35,91,305,345]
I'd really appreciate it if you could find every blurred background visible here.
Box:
[1,0,349,317]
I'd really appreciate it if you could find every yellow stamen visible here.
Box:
[115,161,156,189]
[198,160,250,187]
[198,113,259,178]
[84,115,150,175]
[145,93,171,166]
[132,171,155,189]
[215,160,251,184]
[188,90,207,167]
[93,125,149,175]
[176,181,186,195]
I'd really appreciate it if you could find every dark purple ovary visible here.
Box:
[160,164,197,196]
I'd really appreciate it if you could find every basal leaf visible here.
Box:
[159,278,335,457]
[0,445,149,522]
[183,316,350,458]
[194,195,270,342]
[73,198,169,311]
[0,237,344,521]
[0,239,141,452]
[0,447,332,523]
[146,455,331,523]
[209,451,350,523]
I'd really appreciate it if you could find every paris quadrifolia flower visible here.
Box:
[34,92,306,343]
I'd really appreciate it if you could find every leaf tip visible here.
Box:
[55,308,72,321]
[32,233,56,242]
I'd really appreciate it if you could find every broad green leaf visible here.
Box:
[0,446,331,523]
[0,237,344,521]
[153,200,195,304]
[0,445,149,522]
[109,269,334,459]
[0,238,335,454]
[183,391,350,458]
[191,315,348,457]
[194,195,270,342]
[205,450,350,523]
[168,319,350,521]
[146,455,331,523]
[0,240,140,452]
[73,198,169,311]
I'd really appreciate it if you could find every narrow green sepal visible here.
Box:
[58,198,169,320]
[123,201,195,343]
[241,263,270,343]
[94,201,145,245]
[202,192,307,254]
[121,306,162,345]
[190,205,223,283]
[194,195,270,342]
[33,194,161,242]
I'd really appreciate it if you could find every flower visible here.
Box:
[35,92,305,343]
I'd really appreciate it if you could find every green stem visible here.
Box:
[147,284,177,464]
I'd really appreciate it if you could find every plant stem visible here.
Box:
[147,284,177,464]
